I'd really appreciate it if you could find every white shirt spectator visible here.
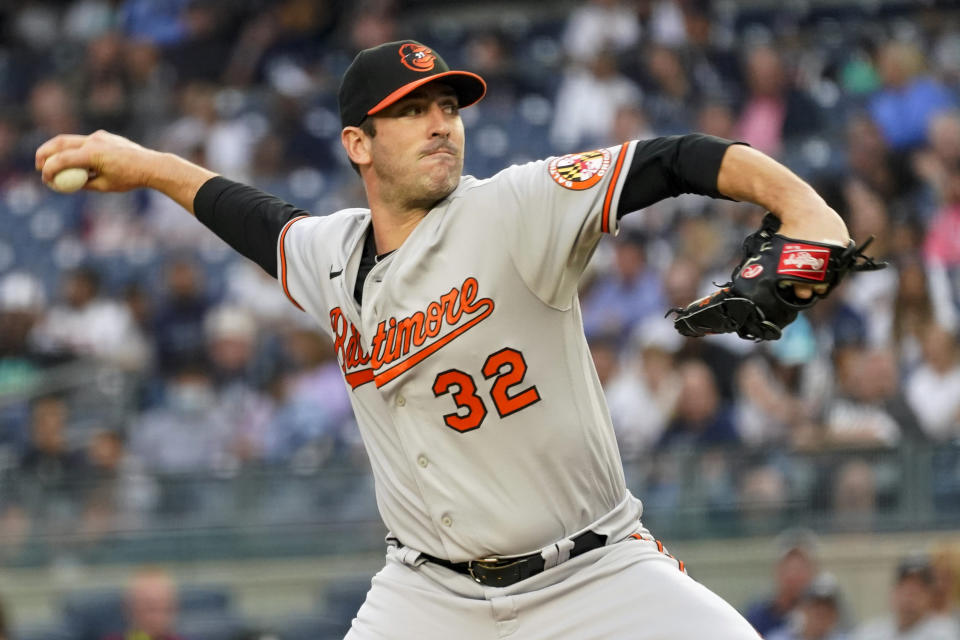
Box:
[605,318,681,458]
[562,0,640,62]
[825,399,902,447]
[906,363,960,441]
[32,297,149,370]
[648,0,687,47]
[550,56,642,151]
[905,324,960,441]
[605,366,675,458]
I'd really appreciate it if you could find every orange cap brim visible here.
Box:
[366,70,487,116]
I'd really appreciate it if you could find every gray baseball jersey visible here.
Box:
[278,142,642,562]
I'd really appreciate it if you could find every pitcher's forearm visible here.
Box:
[717,144,849,245]
[143,152,219,215]
[36,131,219,214]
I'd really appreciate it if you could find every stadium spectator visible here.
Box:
[733,352,806,449]
[152,257,214,376]
[264,327,353,463]
[639,44,699,135]
[913,111,960,209]
[931,542,960,625]
[680,1,741,104]
[562,0,641,62]
[737,464,789,533]
[120,0,191,46]
[20,395,85,483]
[924,162,960,328]
[607,104,655,147]
[605,317,682,459]
[0,272,52,452]
[106,567,183,640]
[581,230,665,339]
[646,0,687,47]
[24,80,81,154]
[697,99,737,139]
[853,554,960,640]
[550,49,642,150]
[831,458,879,531]
[18,394,88,552]
[868,41,957,152]
[744,529,820,637]
[462,32,524,105]
[734,45,821,158]
[347,0,398,52]
[905,323,960,442]
[204,305,275,463]
[79,32,131,134]
[31,266,149,369]
[205,304,260,386]
[893,259,937,372]
[843,114,918,210]
[658,359,739,449]
[130,362,234,474]
[123,38,174,142]
[768,572,847,640]
[840,179,898,347]
[79,429,128,545]
[823,346,908,448]
[923,161,960,266]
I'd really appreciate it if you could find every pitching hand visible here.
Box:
[36,130,159,193]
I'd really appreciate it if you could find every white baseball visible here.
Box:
[51,167,89,193]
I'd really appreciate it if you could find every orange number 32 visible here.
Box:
[432,348,541,433]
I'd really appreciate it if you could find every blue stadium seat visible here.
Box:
[12,623,74,640]
[180,584,233,614]
[321,577,371,626]
[60,588,125,640]
[176,612,246,640]
[273,613,347,640]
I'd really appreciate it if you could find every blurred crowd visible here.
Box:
[4,533,960,640]
[744,531,960,640]
[1,0,960,560]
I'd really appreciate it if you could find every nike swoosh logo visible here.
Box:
[329,269,343,279]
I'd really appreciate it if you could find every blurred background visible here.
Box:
[1,0,960,638]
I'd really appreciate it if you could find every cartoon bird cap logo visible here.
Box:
[399,43,437,72]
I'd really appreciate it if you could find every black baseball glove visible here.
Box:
[667,213,886,341]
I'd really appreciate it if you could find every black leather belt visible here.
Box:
[418,530,608,587]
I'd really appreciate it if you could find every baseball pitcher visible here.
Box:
[36,40,874,639]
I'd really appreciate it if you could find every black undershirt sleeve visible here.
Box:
[193,176,309,278]
[616,134,746,219]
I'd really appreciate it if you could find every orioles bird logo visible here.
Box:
[399,44,436,72]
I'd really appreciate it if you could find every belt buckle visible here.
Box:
[467,557,500,584]
[468,556,530,585]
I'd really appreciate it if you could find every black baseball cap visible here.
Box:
[338,40,487,128]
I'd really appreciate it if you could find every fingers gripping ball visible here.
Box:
[50,167,89,193]
[667,213,886,342]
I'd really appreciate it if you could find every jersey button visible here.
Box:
[441,515,453,528]
[396,395,406,407]
[417,455,428,468]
